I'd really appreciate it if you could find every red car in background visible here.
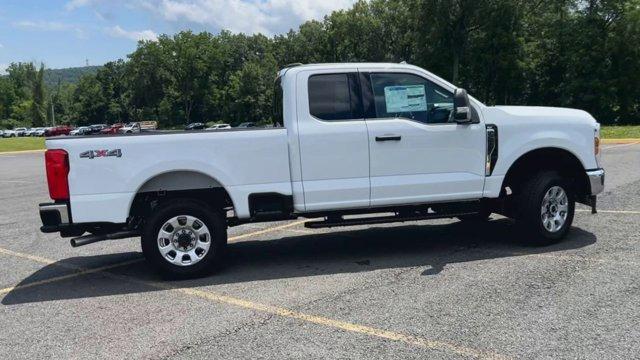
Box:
[100,123,124,135]
[45,125,74,137]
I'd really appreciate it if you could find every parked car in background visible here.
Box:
[120,122,141,134]
[89,124,107,134]
[139,121,158,131]
[100,123,124,135]
[45,125,74,137]
[70,126,92,136]
[15,128,28,137]
[2,129,17,138]
[206,124,231,130]
[237,122,256,128]
[34,128,47,137]
[185,122,206,131]
[27,127,44,136]
[0,130,4,137]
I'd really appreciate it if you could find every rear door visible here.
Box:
[296,70,370,211]
[360,70,486,206]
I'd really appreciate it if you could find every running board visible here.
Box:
[304,211,477,229]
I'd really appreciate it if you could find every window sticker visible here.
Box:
[384,85,427,113]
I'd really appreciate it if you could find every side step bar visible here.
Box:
[304,211,477,229]
[70,230,140,248]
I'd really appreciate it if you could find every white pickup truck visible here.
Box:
[39,63,605,277]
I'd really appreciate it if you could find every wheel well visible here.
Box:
[502,147,590,201]
[129,171,234,226]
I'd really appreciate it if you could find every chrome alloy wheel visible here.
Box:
[541,186,569,233]
[157,215,211,266]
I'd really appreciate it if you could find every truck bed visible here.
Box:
[46,128,291,223]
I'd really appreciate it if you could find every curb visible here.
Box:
[0,149,46,155]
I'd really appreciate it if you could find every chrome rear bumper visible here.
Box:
[39,202,70,232]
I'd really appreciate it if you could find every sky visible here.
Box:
[0,0,357,73]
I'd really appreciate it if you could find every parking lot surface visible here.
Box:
[1,144,639,359]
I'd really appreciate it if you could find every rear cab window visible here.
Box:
[308,73,363,121]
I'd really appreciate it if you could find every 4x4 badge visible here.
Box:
[80,149,122,159]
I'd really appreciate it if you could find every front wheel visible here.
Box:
[141,199,227,278]
[516,171,575,245]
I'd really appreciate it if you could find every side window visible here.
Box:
[369,73,454,124]
[308,73,362,121]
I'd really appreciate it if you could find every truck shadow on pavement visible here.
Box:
[2,219,596,305]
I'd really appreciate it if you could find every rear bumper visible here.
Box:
[39,202,70,232]
[587,169,605,196]
[40,202,129,237]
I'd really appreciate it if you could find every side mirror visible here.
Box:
[453,88,472,124]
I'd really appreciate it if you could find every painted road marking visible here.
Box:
[602,142,640,150]
[576,209,640,215]
[0,258,144,295]
[0,246,509,360]
[0,149,45,156]
[601,139,640,145]
[228,219,308,241]
[0,220,308,293]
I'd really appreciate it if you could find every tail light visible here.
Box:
[45,149,70,201]
[594,136,601,156]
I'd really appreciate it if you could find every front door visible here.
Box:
[361,71,486,207]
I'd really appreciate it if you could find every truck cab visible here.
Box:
[39,63,605,277]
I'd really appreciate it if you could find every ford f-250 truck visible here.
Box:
[39,63,605,277]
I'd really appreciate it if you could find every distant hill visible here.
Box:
[44,66,102,88]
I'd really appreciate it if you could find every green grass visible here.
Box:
[601,126,640,139]
[0,137,46,153]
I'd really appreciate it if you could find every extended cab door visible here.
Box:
[360,70,486,206]
[295,70,370,211]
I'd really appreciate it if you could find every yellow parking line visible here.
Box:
[576,209,640,215]
[0,258,144,295]
[601,139,640,145]
[0,247,57,266]
[0,219,305,293]
[0,149,46,156]
[228,219,308,241]
[0,243,509,359]
[166,286,509,360]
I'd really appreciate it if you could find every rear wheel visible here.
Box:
[141,199,227,278]
[515,171,575,245]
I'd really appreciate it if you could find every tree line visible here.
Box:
[1,0,639,129]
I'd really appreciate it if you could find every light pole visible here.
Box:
[50,94,56,126]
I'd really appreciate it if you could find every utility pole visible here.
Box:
[50,94,56,126]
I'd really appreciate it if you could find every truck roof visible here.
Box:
[280,62,424,76]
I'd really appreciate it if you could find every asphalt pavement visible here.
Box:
[0,144,639,359]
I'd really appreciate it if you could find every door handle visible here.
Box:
[375,135,402,142]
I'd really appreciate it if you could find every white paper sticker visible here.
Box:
[384,85,427,113]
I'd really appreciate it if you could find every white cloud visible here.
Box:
[148,0,357,35]
[0,64,7,75]
[107,25,159,41]
[13,20,87,38]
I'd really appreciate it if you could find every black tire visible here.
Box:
[141,199,227,278]
[515,171,575,245]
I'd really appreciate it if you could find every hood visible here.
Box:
[484,106,598,127]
